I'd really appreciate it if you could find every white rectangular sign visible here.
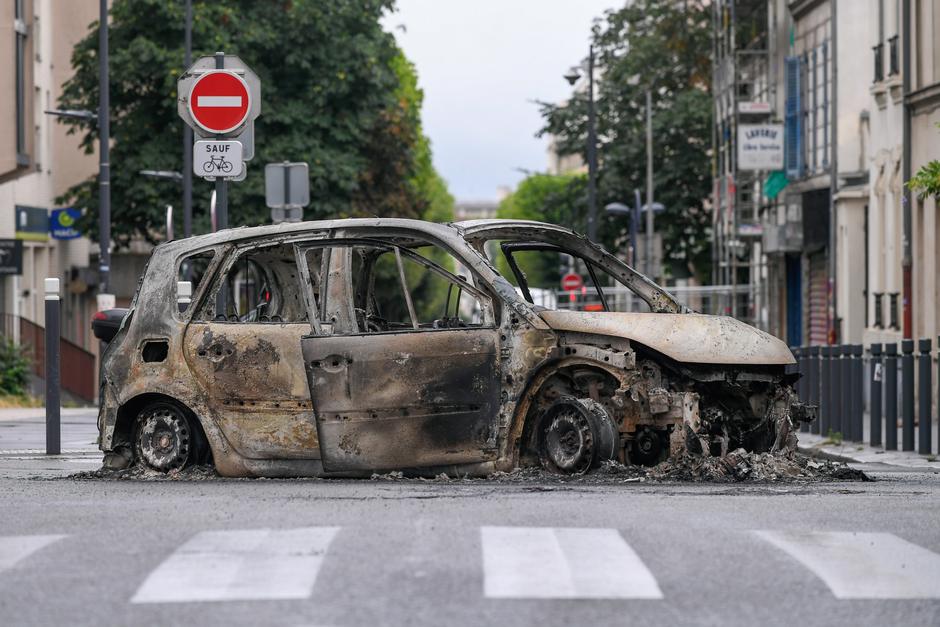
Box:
[194,140,244,180]
[738,124,784,171]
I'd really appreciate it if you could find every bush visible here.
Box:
[0,339,31,396]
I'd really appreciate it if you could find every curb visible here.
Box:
[797,446,860,465]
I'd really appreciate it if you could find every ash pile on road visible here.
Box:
[69,464,220,481]
[645,449,870,483]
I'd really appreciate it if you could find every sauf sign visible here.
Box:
[177,54,261,181]
[737,124,784,171]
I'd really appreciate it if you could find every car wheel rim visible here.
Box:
[135,405,191,472]
[541,407,594,474]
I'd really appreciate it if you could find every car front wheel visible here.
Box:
[538,397,617,474]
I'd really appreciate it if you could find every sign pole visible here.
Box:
[98,0,111,296]
[213,52,229,230]
[182,0,193,238]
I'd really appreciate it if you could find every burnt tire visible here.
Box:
[133,402,205,472]
[538,396,618,474]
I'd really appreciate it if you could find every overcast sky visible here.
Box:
[384,1,619,203]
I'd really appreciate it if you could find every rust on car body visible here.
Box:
[97,218,813,477]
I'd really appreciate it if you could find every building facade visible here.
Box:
[1,0,99,348]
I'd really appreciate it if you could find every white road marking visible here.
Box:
[481,526,663,599]
[0,535,66,572]
[197,96,242,107]
[755,530,940,599]
[131,527,340,603]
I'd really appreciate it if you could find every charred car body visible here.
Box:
[96,219,813,477]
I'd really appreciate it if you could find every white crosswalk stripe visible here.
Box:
[755,530,940,599]
[480,526,663,599]
[0,535,66,573]
[131,527,340,603]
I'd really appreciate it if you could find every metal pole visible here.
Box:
[827,0,839,343]
[632,189,641,268]
[820,345,831,437]
[885,343,898,450]
[98,0,111,295]
[44,279,60,456]
[870,343,882,447]
[214,52,229,230]
[918,338,932,454]
[586,45,597,242]
[852,344,864,441]
[182,0,193,238]
[645,90,654,279]
[901,338,914,451]
[830,345,842,438]
[809,345,821,434]
[901,0,912,339]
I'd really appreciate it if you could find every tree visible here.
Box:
[495,173,587,287]
[538,0,713,281]
[57,0,449,246]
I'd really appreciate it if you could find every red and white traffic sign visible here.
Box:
[187,70,251,135]
[561,273,584,292]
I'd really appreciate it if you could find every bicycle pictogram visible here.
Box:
[202,155,234,174]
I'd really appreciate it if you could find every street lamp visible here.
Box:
[605,196,664,272]
[563,45,598,243]
[45,0,111,309]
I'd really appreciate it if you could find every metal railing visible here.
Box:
[0,313,96,402]
[553,284,757,327]
[792,339,938,455]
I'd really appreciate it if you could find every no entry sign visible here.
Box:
[188,71,251,135]
[561,273,584,291]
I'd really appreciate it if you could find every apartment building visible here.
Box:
[0,0,99,348]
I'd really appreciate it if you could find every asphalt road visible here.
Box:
[1,411,939,626]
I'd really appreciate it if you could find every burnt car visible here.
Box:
[96,218,812,477]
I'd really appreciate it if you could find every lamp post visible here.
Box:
[564,45,598,242]
[606,197,664,273]
[43,0,111,308]
[182,0,193,239]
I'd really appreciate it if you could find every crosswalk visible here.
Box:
[2,527,939,604]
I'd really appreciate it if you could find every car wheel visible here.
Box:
[538,397,617,474]
[133,402,201,472]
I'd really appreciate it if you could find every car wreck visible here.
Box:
[94,218,814,477]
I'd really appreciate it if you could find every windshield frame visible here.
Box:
[457,221,683,314]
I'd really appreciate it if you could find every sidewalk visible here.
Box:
[798,426,940,469]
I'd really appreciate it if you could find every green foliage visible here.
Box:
[908,125,940,199]
[538,0,713,281]
[57,0,449,246]
[0,339,31,396]
[495,173,586,287]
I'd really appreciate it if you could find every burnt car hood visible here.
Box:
[539,310,795,366]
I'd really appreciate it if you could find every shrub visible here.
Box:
[0,339,31,396]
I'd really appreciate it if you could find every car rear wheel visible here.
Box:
[538,397,617,474]
[133,402,203,472]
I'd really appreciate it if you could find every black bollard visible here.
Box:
[809,345,821,434]
[870,343,883,447]
[820,346,832,437]
[885,343,898,450]
[797,347,809,432]
[44,278,60,456]
[831,345,843,439]
[901,339,915,451]
[841,345,853,440]
[918,338,932,455]
[853,345,865,441]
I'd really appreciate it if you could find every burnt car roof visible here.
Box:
[151,218,580,256]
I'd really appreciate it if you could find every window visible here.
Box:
[177,250,215,313]
[488,242,651,313]
[305,241,489,335]
[14,0,29,165]
[198,243,309,323]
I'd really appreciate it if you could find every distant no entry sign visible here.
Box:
[561,273,584,292]
[188,70,251,135]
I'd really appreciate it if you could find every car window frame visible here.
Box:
[499,241,611,312]
[295,237,496,336]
